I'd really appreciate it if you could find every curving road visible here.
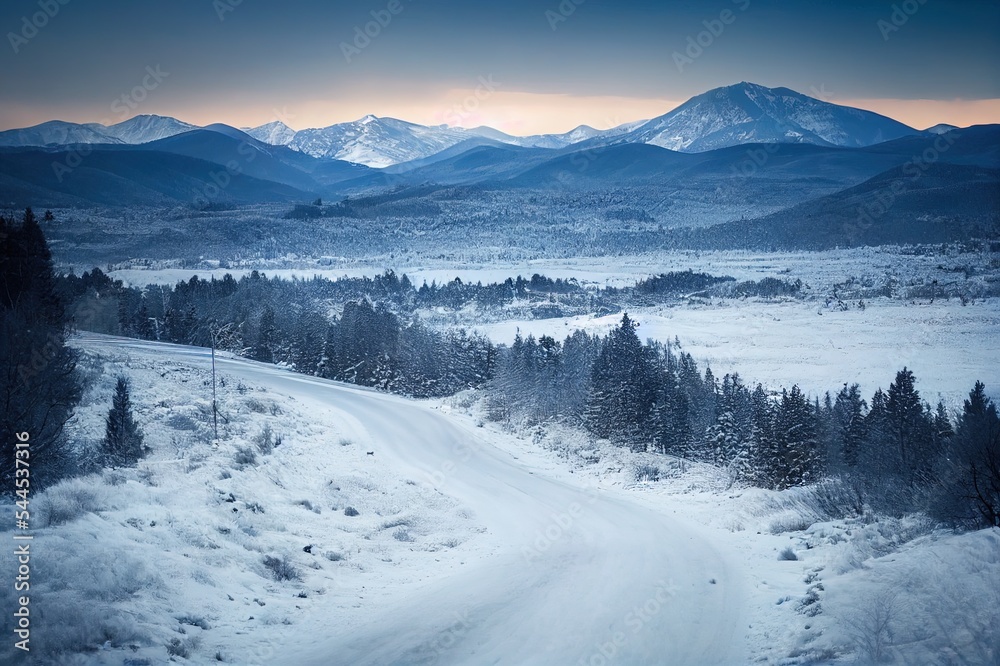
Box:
[78,334,748,665]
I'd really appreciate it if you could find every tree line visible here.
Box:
[7,209,996,529]
[487,314,998,528]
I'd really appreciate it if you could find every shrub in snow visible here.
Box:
[166,636,201,658]
[136,466,156,486]
[34,478,108,527]
[262,555,300,582]
[233,445,257,467]
[344,506,360,517]
[768,514,813,535]
[632,462,662,483]
[325,551,344,562]
[779,546,798,561]
[104,470,127,486]
[392,528,414,542]
[380,517,409,529]
[254,424,275,454]
[31,600,149,655]
[1,530,163,654]
[297,499,320,513]
[177,614,210,630]
[841,590,897,663]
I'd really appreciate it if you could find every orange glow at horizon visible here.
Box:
[1,92,998,135]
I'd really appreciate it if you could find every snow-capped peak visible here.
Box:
[610,82,920,153]
[103,115,197,144]
[243,120,297,146]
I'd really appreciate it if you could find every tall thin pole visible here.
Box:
[211,327,218,443]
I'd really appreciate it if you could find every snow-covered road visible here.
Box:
[79,335,748,665]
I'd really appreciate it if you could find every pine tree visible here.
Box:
[929,382,999,528]
[952,382,1000,526]
[932,400,954,448]
[772,385,821,488]
[744,384,773,487]
[135,300,155,340]
[252,305,276,363]
[707,374,753,469]
[652,371,694,458]
[833,384,867,469]
[885,368,934,484]
[585,314,656,449]
[103,376,145,466]
[1,209,82,489]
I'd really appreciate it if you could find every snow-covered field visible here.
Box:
[106,245,998,293]
[2,336,996,664]
[103,246,1000,406]
[472,298,1000,406]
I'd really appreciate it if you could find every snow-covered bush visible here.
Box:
[34,477,109,527]
[166,635,201,658]
[262,555,300,582]
[841,590,898,664]
[233,445,257,467]
[392,528,414,542]
[254,424,275,455]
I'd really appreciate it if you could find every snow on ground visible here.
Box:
[440,400,1000,665]
[105,245,998,293]
[103,246,999,406]
[0,341,484,664]
[472,297,1000,406]
[2,336,996,664]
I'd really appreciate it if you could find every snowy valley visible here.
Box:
[1,66,998,666]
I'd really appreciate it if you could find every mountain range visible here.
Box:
[0,82,934,168]
[1,82,995,249]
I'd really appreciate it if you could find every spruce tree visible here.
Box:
[886,368,934,484]
[103,376,144,466]
[1,209,82,489]
[952,382,1000,526]
[833,384,867,469]
[772,386,820,488]
[252,305,276,363]
[585,314,656,449]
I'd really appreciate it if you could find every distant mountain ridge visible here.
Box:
[0,83,942,167]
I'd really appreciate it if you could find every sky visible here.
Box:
[1,0,998,134]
